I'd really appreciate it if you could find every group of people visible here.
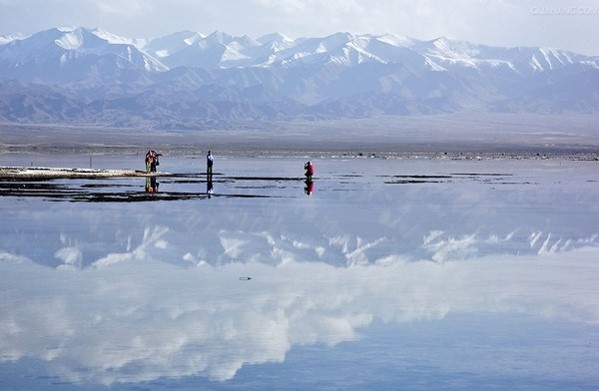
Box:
[145,150,162,173]
[144,150,162,193]
[143,150,315,195]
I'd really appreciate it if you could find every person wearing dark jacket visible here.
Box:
[207,150,214,178]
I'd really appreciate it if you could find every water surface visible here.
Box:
[1,154,598,390]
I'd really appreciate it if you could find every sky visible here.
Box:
[1,0,598,55]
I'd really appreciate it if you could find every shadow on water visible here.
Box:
[0,170,529,202]
[304,179,315,196]
[0,171,530,202]
[379,173,522,185]
[0,174,278,203]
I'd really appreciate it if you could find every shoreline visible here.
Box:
[2,139,598,160]
[2,114,599,158]
[1,148,597,162]
[1,151,598,181]
[0,166,171,180]
[1,149,598,167]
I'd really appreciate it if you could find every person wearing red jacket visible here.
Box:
[304,160,314,180]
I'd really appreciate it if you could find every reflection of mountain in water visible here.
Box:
[1,157,598,386]
[2,166,596,269]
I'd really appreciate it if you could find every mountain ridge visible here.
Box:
[0,26,597,128]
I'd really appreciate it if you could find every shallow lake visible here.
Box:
[1,153,598,390]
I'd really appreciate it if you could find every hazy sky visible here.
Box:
[1,0,598,55]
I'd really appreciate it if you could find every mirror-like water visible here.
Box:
[1,154,598,390]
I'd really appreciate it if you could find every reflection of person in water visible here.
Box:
[304,160,314,180]
[206,177,214,198]
[304,179,314,196]
[145,177,159,193]
[145,150,162,173]
[206,150,214,178]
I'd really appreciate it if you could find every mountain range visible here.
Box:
[0,26,598,129]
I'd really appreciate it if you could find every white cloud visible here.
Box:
[0,250,30,263]
[90,0,149,16]
[1,244,599,384]
[54,246,83,269]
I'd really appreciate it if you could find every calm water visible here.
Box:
[1,153,598,390]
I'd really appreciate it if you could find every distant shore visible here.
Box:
[1,114,598,159]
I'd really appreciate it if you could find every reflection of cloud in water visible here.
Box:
[1,158,599,385]
[1,237,599,385]
[54,246,83,269]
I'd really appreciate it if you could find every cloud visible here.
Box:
[54,247,82,269]
[0,250,30,263]
[90,0,149,16]
[1,243,599,385]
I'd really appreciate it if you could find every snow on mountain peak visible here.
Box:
[0,33,28,45]
[54,30,85,50]
[57,25,77,33]
[0,26,169,74]
[144,31,205,58]
[426,37,481,59]
[1,26,597,79]
[51,27,138,51]
[0,26,598,125]
[376,34,416,48]
[256,32,296,54]
[257,32,294,45]
[92,28,137,46]
[206,31,233,44]
[183,32,205,46]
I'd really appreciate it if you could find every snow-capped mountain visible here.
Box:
[0,27,166,83]
[0,33,29,45]
[0,27,597,128]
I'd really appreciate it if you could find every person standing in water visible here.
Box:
[304,160,315,196]
[304,160,314,180]
[145,150,162,173]
[145,150,153,173]
[206,150,214,178]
